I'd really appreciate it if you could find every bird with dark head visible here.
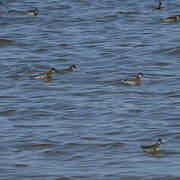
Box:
[156,2,162,10]
[141,138,162,154]
[25,8,38,16]
[121,72,143,85]
[64,65,76,72]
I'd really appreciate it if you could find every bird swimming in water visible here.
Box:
[155,2,162,10]
[63,65,76,72]
[57,65,76,72]
[163,15,180,22]
[31,68,55,79]
[25,8,38,16]
[55,65,76,74]
[141,138,162,154]
[121,73,143,85]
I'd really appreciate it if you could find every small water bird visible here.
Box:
[141,138,162,153]
[0,1,3,5]
[31,68,55,79]
[155,2,162,10]
[63,65,76,72]
[25,8,38,16]
[121,73,143,85]
[163,15,180,22]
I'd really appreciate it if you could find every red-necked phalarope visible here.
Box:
[63,65,76,72]
[155,2,162,10]
[163,15,180,22]
[25,9,38,16]
[141,138,162,154]
[31,68,55,79]
[121,73,143,85]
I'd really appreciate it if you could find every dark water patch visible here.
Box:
[55,177,72,180]
[57,4,71,10]
[14,163,28,167]
[0,95,17,99]
[165,118,180,122]
[155,61,169,66]
[8,9,25,15]
[71,92,88,97]
[16,142,55,151]
[57,43,70,47]
[95,14,118,23]
[151,177,180,180]
[168,47,180,56]
[73,17,88,22]
[98,142,124,148]
[33,48,47,53]
[6,74,22,79]
[162,150,180,155]
[134,44,151,47]
[105,131,121,136]
[152,47,173,54]
[71,175,89,179]
[66,155,83,161]
[63,142,82,149]
[81,136,98,141]
[0,39,13,45]
[104,160,122,166]
[0,22,8,26]
[43,150,70,156]
[23,174,53,179]
[0,109,16,116]
[168,94,180,98]
[13,124,50,128]
[117,10,138,15]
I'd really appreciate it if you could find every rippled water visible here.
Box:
[0,0,180,179]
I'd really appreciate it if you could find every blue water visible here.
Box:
[0,0,180,179]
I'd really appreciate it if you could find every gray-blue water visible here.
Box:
[0,0,180,179]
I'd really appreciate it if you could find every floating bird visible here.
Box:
[163,15,180,22]
[0,1,3,5]
[25,8,38,16]
[155,2,162,10]
[31,68,55,79]
[141,138,162,153]
[121,73,143,85]
[63,65,76,72]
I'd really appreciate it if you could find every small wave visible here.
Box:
[55,177,72,180]
[0,39,13,44]
[33,48,47,53]
[14,163,28,167]
[117,10,138,15]
[66,155,83,161]
[43,150,70,156]
[98,142,124,147]
[0,109,15,116]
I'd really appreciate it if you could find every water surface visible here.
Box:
[0,0,180,179]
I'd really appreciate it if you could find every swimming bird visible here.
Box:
[155,2,162,10]
[163,15,180,22]
[31,68,55,79]
[141,138,162,153]
[63,65,76,72]
[121,73,143,85]
[25,8,38,16]
[0,1,3,5]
